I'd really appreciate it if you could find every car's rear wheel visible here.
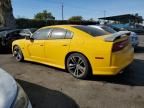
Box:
[66,53,91,79]
[13,46,24,62]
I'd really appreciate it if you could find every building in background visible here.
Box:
[99,14,144,34]
[99,14,143,24]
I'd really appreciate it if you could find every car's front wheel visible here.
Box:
[13,46,24,62]
[66,53,91,79]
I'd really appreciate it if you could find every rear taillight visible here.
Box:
[112,39,129,52]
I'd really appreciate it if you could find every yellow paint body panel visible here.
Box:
[12,25,134,75]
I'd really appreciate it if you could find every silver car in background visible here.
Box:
[0,68,32,108]
[129,31,139,47]
[89,25,139,48]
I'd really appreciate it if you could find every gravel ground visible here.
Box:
[0,35,144,108]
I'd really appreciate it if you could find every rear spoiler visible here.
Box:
[104,31,131,42]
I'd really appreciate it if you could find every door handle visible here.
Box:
[62,44,68,46]
[40,44,44,46]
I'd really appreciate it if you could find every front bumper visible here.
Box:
[12,84,32,108]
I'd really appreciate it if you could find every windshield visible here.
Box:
[72,26,108,37]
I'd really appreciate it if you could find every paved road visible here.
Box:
[0,35,144,108]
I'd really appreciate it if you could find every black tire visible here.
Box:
[66,53,91,79]
[13,46,24,62]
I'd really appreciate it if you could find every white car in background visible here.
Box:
[0,68,32,108]
[89,25,139,48]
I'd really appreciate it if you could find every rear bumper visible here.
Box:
[92,45,134,75]
[92,58,133,75]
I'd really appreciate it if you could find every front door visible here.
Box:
[26,40,45,61]
[25,28,51,61]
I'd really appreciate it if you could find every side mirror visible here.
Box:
[19,32,31,36]
[19,29,33,40]
[19,32,33,40]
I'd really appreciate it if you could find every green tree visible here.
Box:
[34,10,55,20]
[68,16,83,21]
[89,18,95,21]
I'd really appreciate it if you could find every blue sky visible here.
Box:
[12,0,144,20]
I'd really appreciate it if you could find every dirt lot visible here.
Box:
[0,35,144,108]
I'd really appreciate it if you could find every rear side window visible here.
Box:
[72,26,108,37]
[50,28,73,39]
[50,28,66,39]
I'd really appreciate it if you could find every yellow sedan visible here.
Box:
[12,25,134,79]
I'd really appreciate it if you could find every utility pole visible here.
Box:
[62,3,64,20]
[104,10,106,18]
[104,10,106,24]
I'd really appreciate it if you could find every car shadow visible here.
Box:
[16,79,79,108]
[23,59,144,86]
[87,59,144,86]
[134,46,144,53]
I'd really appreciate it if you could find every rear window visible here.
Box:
[72,26,108,37]
[101,26,116,33]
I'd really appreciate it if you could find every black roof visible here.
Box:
[99,14,143,23]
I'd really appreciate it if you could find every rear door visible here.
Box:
[45,28,73,67]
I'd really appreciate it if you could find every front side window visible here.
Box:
[33,28,51,40]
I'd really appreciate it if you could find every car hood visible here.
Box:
[0,68,17,108]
